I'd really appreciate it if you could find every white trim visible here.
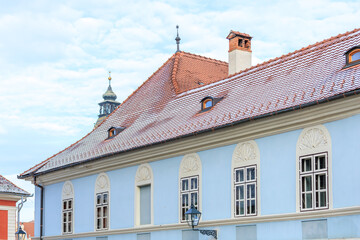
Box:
[33,206,360,240]
[231,140,260,218]
[296,125,332,212]
[62,181,74,235]
[94,173,111,231]
[179,153,202,223]
[134,163,154,226]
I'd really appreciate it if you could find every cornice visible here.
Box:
[28,94,360,186]
[36,206,360,240]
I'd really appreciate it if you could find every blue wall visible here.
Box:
[35,114,360,238]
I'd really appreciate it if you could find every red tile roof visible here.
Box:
[20,28,360,177]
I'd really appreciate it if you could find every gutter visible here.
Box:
[34,176,44,240]
[20,87,360,178]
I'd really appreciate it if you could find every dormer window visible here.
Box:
[107,126,125,139]
[344,46,360,68]
[200,96,224,112]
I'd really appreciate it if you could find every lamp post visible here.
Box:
[15,196,27,240]
[185,204,217,239]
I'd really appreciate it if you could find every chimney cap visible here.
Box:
[226,30,252,40]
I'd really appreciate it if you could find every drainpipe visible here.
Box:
[34,176,44,240]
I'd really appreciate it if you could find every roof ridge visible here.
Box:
[181,51,228,65]
[171,51,182,94]
[227,27,360,79]
[20,53,178,177]
[0,174,30,195]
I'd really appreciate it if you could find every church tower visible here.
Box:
[94,72,120,127]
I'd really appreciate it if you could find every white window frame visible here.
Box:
[62,198,73,234]
[94,172,111,231]
[62,181,74,235]
[299,152,329,211]
[96,192,109,230]
[180,175,199,222]
[231,141,260,218]
[234,165,257,217]
[179,153,202,223]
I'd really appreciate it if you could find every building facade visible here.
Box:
[20,29,360,240]
[0,175,30,240]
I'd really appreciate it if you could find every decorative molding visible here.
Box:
[298,128,328,152]
[135,163,153,186]
[179,153,201,178]
[37,206,360,240]
[62,181,74,199]
[28,94,360,186]
[95,173,110,193]
[232,141,258,164]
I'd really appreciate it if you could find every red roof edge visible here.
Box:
[19,53,178,178]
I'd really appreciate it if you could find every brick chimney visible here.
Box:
[227,30,252,75]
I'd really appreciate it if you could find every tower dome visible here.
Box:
[94,72,120,128]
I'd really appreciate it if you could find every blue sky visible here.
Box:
[0,0,359,221]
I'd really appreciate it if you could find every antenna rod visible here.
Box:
[175,25,181,52]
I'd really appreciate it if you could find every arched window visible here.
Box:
[231,141,260,217]
[135,163,153,226]
[62,181,74,234]
[296,125,332,212]
[94,173,110,231]
[344,46,360,68]
[179,153,202,222]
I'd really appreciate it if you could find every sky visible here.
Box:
[0,0,359,222]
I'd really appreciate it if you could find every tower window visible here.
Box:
[344,46,360,68]
[238,39,243,47]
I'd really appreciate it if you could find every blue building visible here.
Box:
[19,29,360,240]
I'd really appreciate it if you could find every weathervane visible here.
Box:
[108,71,112,86]
[175,25,181,52]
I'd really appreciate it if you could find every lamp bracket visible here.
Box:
[194,229,217,239]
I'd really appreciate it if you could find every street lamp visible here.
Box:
[185,204,217,239]
[15,226,26,240]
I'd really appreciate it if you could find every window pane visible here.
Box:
[247,184,255,198]
[247,167,255,181]
[235,201,240,216]
[68,222,72,233]
[302,176,312,191]
[191,178,198,190]
[63,201,67,210]
[103,193,108,204]
[316,174,326,190]
[63,223,67,232]
[301,157,312,172]
[103,207,108,217]
[236,185,244,200]
[191,192,198,206]
[182,194,188,206]
[352,52,360,62]
[306,193,312,209]
[97,195,101,205]
[68,212,72,221]
[97,207,101,218]
[182,179,188,191]
[315,155,326,170]
[240,201,244,215]
[68,200,72,209]
[235,169,244,182]
[319,192,326,207]
[97,219,101,229]
[103,217,107,229]
[63,213,67,222]
[205,100,212,108]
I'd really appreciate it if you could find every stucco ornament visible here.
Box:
[136,165,152,183]
[233,142,257,163]
[62,181,74,199]
[299,128,328,151]
[181,153,201,175]
[95,173,110,192]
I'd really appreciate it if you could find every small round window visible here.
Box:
[204,99,213,109]
[350,51,360,62]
